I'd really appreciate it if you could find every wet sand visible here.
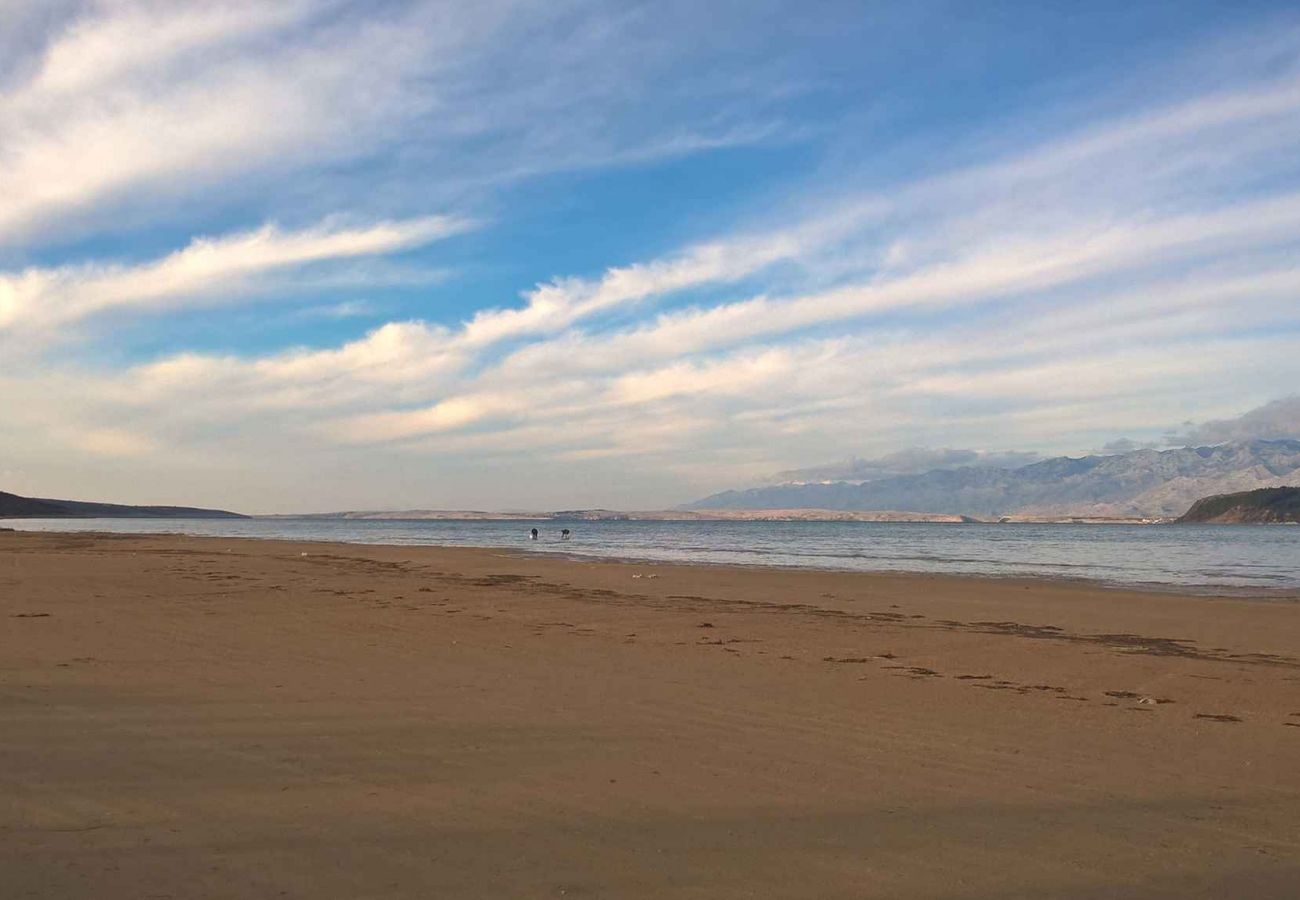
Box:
[3,530,1299,898]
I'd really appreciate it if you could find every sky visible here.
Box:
[2,0,1299,513]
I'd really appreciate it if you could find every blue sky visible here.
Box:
[2,0,1299,512]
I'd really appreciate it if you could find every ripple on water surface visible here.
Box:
[2,518,1297,592]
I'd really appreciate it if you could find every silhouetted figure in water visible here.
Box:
[529,528,539,540]
[560,528,571,540]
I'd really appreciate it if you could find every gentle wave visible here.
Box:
[3,516,1298,593]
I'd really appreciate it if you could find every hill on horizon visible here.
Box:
[1176,486,1300,524]
[0,491,246,520]
[690,439,1300,519]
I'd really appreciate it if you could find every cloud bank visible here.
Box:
[1170,396,1300,446]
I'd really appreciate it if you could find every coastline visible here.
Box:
[262,507,1169,524]
[4,529,1300,897]
[3,520,1297,599]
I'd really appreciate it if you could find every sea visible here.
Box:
[4,516,1298,594]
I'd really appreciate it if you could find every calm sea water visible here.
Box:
[5,516,1298,593]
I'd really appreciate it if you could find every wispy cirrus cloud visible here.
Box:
[0,0,794,247]
[11,1,312,98]
[0,1,408,242]
[0,216,468,338]
[140,55,1300,470]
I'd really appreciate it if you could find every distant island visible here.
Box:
[1176,486,1300,524]
[0,490,245,520]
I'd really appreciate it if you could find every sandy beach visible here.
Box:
[3,530,1299,898]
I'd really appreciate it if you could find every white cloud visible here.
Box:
[0,216,467,337]
[0,0,790,247]
[460,232,807,348]
[1170,396,1300,445]
[0,2,427,241]
[18,1,312,98]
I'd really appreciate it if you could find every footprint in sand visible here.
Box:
[881,664,941,678]
[1105,690,1175,705]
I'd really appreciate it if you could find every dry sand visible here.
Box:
[2,530,1299,898]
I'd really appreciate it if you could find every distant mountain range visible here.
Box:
[1176,486,1300,524]
[690,439,1300,518]
[7,438,1298,523]
[0,491,245,519]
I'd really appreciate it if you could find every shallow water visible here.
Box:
[5,516,1298,593]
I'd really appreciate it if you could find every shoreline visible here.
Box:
[3,522,1297,600]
